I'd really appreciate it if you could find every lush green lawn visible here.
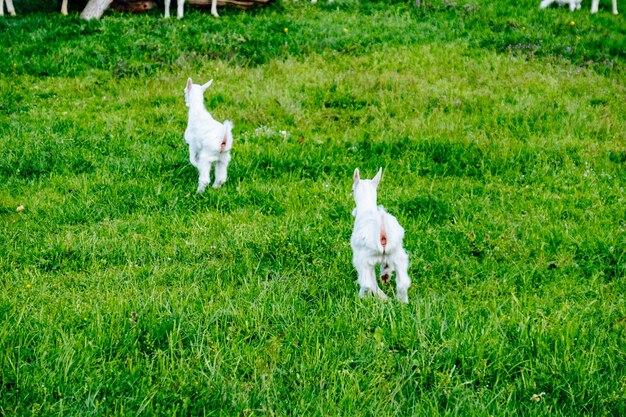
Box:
[1,0,625,415]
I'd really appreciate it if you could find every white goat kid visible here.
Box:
[1,0,68,16]
[184,78,233,193]
[591,0,619,14]
[351,168,411,303]
[164,0,219,18]
[539,0,581,11]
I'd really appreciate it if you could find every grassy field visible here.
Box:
[1,0,625,415]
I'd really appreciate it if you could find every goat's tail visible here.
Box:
[221,120,234,152]
[378,208,403,253]
[380,213,388,250]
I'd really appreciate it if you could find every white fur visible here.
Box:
[591,0,619,14]
[1,0,68,16]
[539,0,582,11]
[350,168,411,303]
[164,0,219,18]
[184,77,233,193]
[311,0,333,3]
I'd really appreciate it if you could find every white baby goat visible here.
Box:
[591,0,619,14]
[164,0,218,18]
[1,0,68,16]
[351,168,411,303]
[184,77,233,193]
[539,0,581,11]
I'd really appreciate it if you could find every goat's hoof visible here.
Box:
[397,291,409,304]
[212,182,223,189]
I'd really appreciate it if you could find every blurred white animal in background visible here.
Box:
[183,78,234,193]
[164,0,218,18]
[591,0,619,14]
[350,168,411,303]
[1,0,68,16]
[539,0,582,11]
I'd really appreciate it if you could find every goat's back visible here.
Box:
[351,206,405,255]
[185,114,227,151]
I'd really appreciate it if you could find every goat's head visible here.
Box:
[184,77,213,107]
[352,168,382,214]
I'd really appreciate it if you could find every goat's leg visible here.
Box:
[539,0,553,9]
[1,0,4,17]
[395,269,411,304]
[591,0,599,13]
[61,0,68,15]
[356,262,388,300]
[211,0,219,17]
[213,156,230,188]
[189,147,199,168]
[164,0,171,18]
[177,0,185,19]
[392,250,411,304]
[3,0,16,16]
[612,0,618,14]
[196,159,212,193]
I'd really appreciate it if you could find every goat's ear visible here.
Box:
[372,167,382,187]
[201,79,213,92]
[186,78,193,90]
[353,168,360,186]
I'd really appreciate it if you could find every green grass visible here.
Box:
[1,0,625,415]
